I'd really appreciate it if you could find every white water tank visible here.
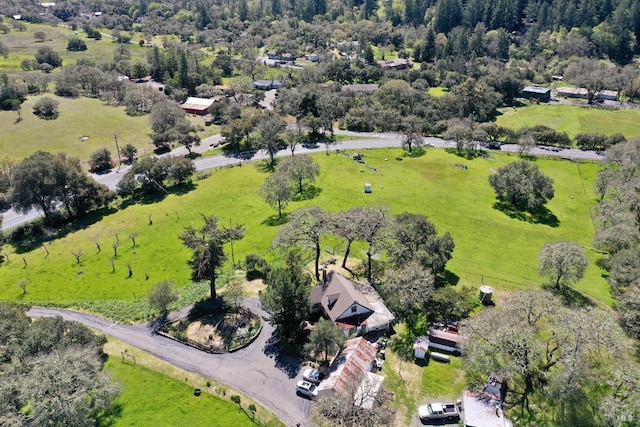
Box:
[479,285,493,304]
[364,183,371,193]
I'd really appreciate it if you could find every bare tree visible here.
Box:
[129,231,140,248]
[224,278,245,313]
[71,250,84,264]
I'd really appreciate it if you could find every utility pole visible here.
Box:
[113,132,122,172]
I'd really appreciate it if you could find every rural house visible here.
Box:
[377,58,412,71]
[181,97,215,115]
[309,272,394,336]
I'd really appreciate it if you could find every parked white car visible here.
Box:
[296,380,318,398]
[302,368,323,384]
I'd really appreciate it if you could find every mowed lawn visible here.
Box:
[104,357,260,427]
[0,94,154,164]
[496,104,640,138]
[0,148,611,311]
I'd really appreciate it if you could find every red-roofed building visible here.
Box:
[181,97,215,115]
[318,337,381,396]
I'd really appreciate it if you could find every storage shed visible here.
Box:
[522,86,551,102]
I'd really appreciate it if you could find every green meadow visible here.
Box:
[105,357,267,427]
[496,104,640,138]
[0,22,148,75]
[0,148,611,316]
[0,94,154,164]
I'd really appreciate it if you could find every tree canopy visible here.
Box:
[179,215,245,300]
[489,160,555,211]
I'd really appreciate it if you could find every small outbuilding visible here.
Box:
[522,86,551,102]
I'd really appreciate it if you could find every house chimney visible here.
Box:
[322,267,327,283]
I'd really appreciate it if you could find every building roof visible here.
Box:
[462,390,512,427]
[341,84,379,93]
[318,337,378,395]
[354,371,385,409]
[523,86,551,94]
[377,58,411,69]
[429,329,461,344]
[556,87,589,96]
[311,272,374,322]
[182,97,214,111]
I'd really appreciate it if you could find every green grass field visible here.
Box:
[0,94,154,165]
[105,357,262,427]
[0,148,612,315]
[496,104,640,138]
[0,22,148,76]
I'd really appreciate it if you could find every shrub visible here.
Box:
[32,97,59,119]
[66,37,87,52]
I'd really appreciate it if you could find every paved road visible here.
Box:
[1,131,603,231]
[27,299,313,427]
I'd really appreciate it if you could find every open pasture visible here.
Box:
[0,148,610,316]
[0,94,154,164]
[496,104,640,138]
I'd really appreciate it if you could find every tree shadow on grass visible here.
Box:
[542,284,594,308]
[256,159,277,173]
[262,331,301,379]
[404,147,426,158]
[262,213,289,227]
[493,201,560,227]
[440,270,460,286]
[292,185,322,201]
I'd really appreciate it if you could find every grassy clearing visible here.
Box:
[0,93,154,164]
[428,86,449,97]
[103,338,283,427]
[496,104,640,138]
[0,22,148,76]
[0,148,610,313]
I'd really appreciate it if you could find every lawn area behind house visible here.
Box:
[103,339,282,427]
[496,104,640,138]
[0,148,611,317]
[0,94,154,164]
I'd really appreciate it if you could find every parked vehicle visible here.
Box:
[418,402,461,420]
[296,380,318,398]
[302,368,323,384]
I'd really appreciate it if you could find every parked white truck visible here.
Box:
[418,402,461,421]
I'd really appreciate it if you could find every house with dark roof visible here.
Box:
[252,79,285,90]
[309,272,394,336]
[522,86,551,102]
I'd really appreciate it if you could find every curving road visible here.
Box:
[1,130,604,232]
[27,299,313,427]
